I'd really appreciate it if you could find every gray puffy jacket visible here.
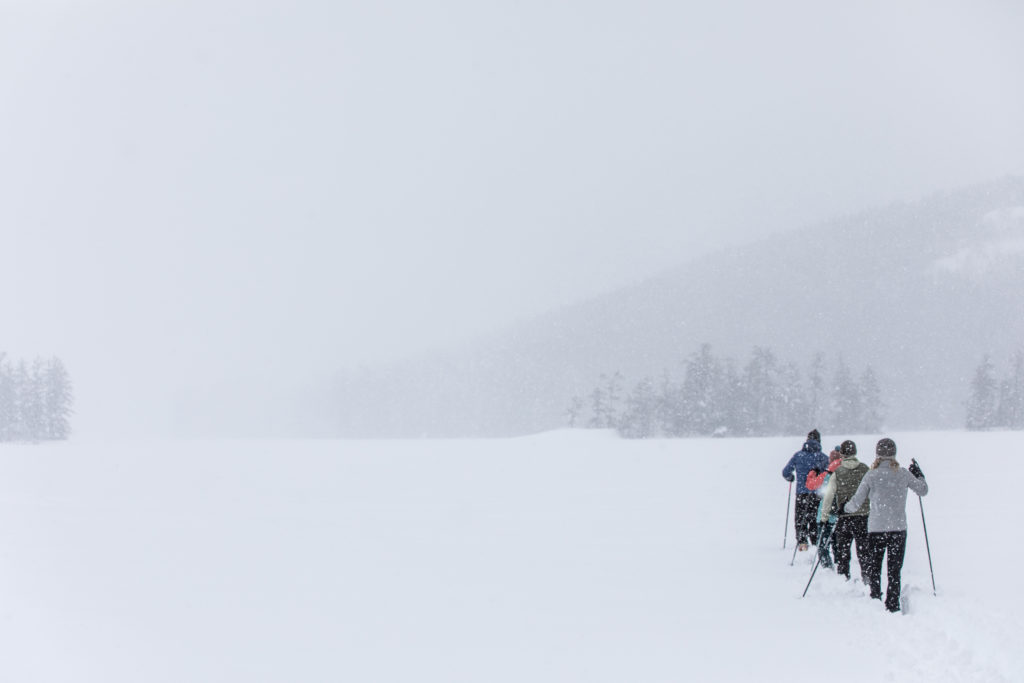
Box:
[844,460,928,533]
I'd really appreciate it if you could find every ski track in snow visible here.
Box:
[1,430,1022,682]
[800,563,1020,683]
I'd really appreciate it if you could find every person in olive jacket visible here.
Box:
[844,438,929,613]
[827,440,872,582]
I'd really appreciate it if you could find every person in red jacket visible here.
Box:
[806,447,843,568]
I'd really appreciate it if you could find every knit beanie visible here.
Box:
[876,438,897,458]
[807,429,821,442]
[840,440,857,457]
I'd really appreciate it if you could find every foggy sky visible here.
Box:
[3,0,1024,436]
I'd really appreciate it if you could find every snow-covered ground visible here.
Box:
[1,430,1020,682]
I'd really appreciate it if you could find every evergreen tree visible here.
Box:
[1005,349,1024,430]
[662,368,688,438]
[588,378,609,429]
[605,371,624,428]
[655,370,678,437]
[618,376,658,438]
[859,365,884,432]
[25,358,47,440]
[715,359,744,436]
[0,353,73,442]
[566,395,584,429]
[806,353,826,431]
[680,344,720,435]
[996,378,1013,429]
[830,356,861,432]
[0,355,14,441]
[777,362,807,436]
[11,361,28,440]
[966,355,998,430]
[742,346,780,435]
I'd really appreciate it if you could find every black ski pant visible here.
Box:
[865,530,907,613]
[794,493,819,545]
[832,515,870,582]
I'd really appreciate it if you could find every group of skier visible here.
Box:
[781,429,929,613]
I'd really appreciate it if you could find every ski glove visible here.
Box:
[785,474,795,483]
[908,460,924,479]
[827,459,842,473]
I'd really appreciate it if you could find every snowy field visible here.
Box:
[1,430,1021,683]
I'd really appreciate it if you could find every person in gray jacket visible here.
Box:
[844,437,928,613]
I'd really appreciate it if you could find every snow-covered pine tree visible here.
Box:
[588,377,609,429]
[680,343,721,435]
[25,358,48,441]
[997,378,1013,429]
[714,359,743,437]
[829,356,861,433]
[966,355,998,430]
[992,350,1024,430]
[618,376,658,438]
[605,371,623,428]
[11,360,31,440]
[661,370,687,438]
[859,365,884,432]
[0,354,14,441]
[655,370,678,437]
[0,354,73,442]
[777,361,807,437]
[1005,349,1024,430]
[42,356,73,440]
[565,395,584,428]
[742,346,780,436]
[806,353,826,431]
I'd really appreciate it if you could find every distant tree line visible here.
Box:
[566,344,884,439]
[0,354,74,442]
[965,350,1024,430]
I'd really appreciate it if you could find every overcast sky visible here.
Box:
[3,0,1023,435]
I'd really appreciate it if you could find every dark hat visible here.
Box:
[807,429,821,442]
[876,438,897,458]
[840,440,857,456]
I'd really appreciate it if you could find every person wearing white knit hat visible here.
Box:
[844,438,929,613]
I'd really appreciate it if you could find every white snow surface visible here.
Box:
[2,431,1020,682]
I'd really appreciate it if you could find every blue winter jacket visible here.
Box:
[781,440,829,495]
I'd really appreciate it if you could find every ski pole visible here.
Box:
[783,481,792,549]
[919,495,937,596]
[911,458,937,596]
[802,521,837,598]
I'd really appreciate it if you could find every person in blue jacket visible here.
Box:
[781,429,830,551]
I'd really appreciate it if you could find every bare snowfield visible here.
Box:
[2,430,1020,682]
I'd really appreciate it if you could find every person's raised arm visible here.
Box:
[907,461,929,497]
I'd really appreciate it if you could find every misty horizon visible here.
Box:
[4,1,1024,437]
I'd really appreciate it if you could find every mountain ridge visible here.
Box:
[332,176,1024,437]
